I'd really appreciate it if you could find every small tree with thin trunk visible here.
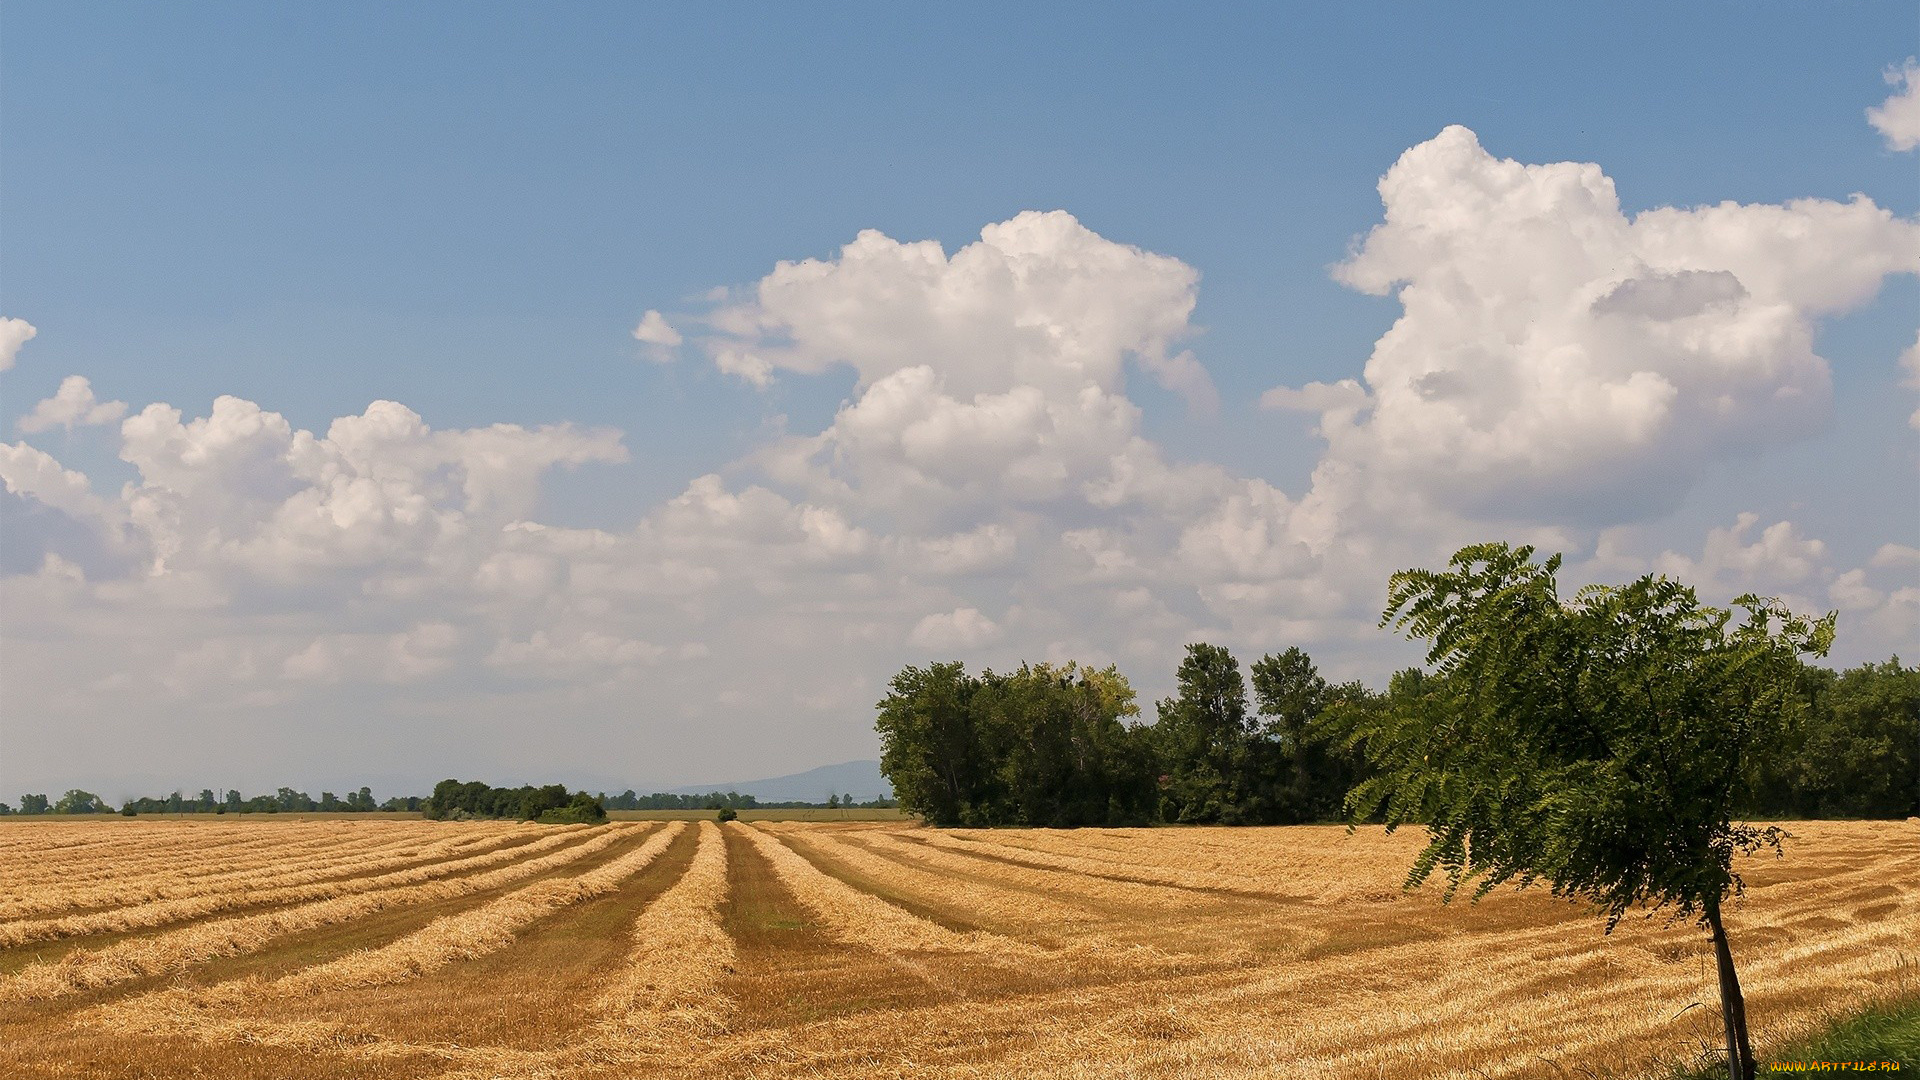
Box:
[1331,543,1833,1080]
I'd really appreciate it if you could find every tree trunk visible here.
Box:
[1706,896,1757,1080]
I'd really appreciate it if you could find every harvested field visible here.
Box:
[0,818,1912,1079]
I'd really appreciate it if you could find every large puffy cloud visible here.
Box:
[691,212,1239,545]
[701,210,1213,407]
[1272,126,1918,524]
[107,396,626,579]
[1869,58,1920,151]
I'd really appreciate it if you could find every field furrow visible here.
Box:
[0,828,515,920]
[593,820,735,1040]
[1,826,397,891]
[736,823,1054,962]
[770,825,1101,934]
[895,831,1214,911]
[0,825,590,949]
[87,822,691,1051]
[271,821,684,992]
[0,823,647,1002]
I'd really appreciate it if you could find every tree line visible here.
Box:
[0,787,424,816]
[1,786,898,818]
[876,646,1916,829]
[424,780,608,823]
[600,790,895,811]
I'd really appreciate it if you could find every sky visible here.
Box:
[2,3,1916,801]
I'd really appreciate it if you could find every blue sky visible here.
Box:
[2,3,1916,798]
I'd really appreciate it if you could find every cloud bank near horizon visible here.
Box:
[3,126,1916,796]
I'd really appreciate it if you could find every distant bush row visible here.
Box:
[0,788,424,816]
[599,790,896,811]
[0,786,897,818]
[424,780,608,824]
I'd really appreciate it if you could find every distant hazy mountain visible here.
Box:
[668,759,892,802]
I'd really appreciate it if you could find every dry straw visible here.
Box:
[767,824,1098,932]
[10,818,1914,1080]
[734,822,1037,957]
[0,823,647,1002]
[0,824,583,947]
[0,825,511,920]
[268,821,685,993]
[594,819,735,1040]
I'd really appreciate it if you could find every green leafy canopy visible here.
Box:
[1335,542,1835,928]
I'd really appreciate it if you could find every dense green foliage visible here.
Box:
[877,661,1161,826]
[53,789,111,814]
[1335,542,1834,922]
[874,553,1911,835]
[1745,659,1919,819]
[425,780,606,823]
[534,792,614,824]
[877,651,1376,826]
[1151,644,1259,823]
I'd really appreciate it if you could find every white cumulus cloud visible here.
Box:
[1868,58,1920,151]
[633,309,683,346]
[632,309,683,363]
[909,607,1003,650]
[699,210,1214,408]
[19,375,129,433]
[0,318,36,371]
[1274,125,1917,524]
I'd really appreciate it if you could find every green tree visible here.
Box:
[973,662,1154,827]
[1754,658,1918,818]
[53,789,109,814]
[535,791,607,824]
[875,662,993,825]
[1248,647,1373,823]
[877,660,1155,826]
[1334,543,1833,1080]
[1151,644,1257,823]
[1820,659,1919,817]
[20,793,50,815]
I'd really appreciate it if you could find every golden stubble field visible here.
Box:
[0,818,1912,1079]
